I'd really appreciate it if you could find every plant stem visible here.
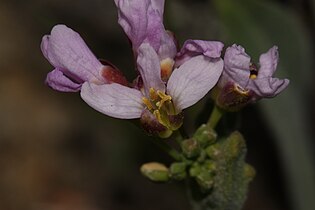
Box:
[150,137,182,161]
[207,105,224,129]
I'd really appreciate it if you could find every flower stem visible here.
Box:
[150,137,182,161]
[207,105,224,129]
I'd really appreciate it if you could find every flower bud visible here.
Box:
[244,164,256,182]
[196,171,214,190]
[193,124,217,148]
[225,131,246,160]
[140,162,169,182]
[205,144,221,160]
[170,162,187,181]
[181,138,200,159]
[189,162,202,177]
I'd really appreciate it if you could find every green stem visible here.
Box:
[207,105,224,129]
[150,137,182,161]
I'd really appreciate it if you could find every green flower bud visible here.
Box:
[244,163,256,182]
[203,160,217,173]
[181,138,200,158]
[193,124,217,147]
[170,162,187,181]
[196,171,214,190]
[226,131,246,160]
[205,144,221,160]
[189,162,201,177]
[140,162,169,182]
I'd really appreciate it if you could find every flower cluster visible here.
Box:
[41,0,289,136]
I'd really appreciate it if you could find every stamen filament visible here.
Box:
[142,97,154,111]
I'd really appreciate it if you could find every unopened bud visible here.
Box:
[170,162,187,181]
[205,144,221,160]
[244,164,256,182]
[181,138,200,158]
[140,162,169,182]
[196,171,214,190]
[193,124,217,148]
[226,131,246,160]
[189,162,201,177]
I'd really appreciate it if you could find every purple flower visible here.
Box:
[81,43,223,136]
[215,44,289,111]
[41,25,128,92]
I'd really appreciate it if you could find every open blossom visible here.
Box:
[81,43,223,137]
[215,44,290,111]
[41,25,128,92]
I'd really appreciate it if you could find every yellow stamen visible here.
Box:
[157,90,172,109]
[149,88,158,101]
[142,97,154,111]
[249,74,257,79]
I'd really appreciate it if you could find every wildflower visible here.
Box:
[81,43,223,137]
[215,44,289,111]
[41,25,128,92]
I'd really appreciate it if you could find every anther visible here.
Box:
[249,63,258,80]
[142,97,154,111]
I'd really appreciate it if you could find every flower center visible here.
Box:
[142,88,176,128]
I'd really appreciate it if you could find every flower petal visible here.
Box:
[158,31,177,60]
[115,0,150,49]
[223,44,251,87]
[137,43,165,95]
[167,55,224,111]
[151,0,165,15]
[115,0,175,58]
[41,24,104,83]
[249,77,290,98]
[175,40,224,67]
[45,68,81,92]
[258,46,279,78]
[81,82,144,119]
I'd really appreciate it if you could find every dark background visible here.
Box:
[0,0,314,210]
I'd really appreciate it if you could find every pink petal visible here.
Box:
[137,43,165,95]
[41,24,104,83]
[81,83,144,119]
[167,55,224,111]
[45,68,81,92]
[223,44,251,87]
[249,77,290,98]
[175,40,224,67]
[258,46,279,78]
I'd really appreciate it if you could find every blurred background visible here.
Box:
[0,0,314,209]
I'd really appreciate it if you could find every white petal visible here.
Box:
[81,82,144,119]
[167,55,224,110]
[137,43,165,95]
